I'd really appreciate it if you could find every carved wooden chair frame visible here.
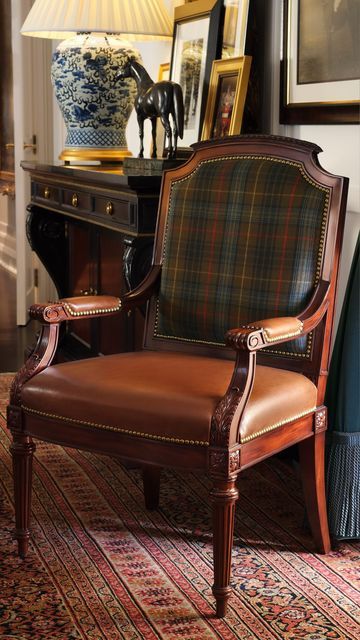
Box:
[7,135,348,617]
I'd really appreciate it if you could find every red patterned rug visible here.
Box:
[0,373,359,639]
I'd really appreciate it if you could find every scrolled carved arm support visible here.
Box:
[9,323,60,408]
[10,295,124,410]
[209,307,327,454]
[226,327,267,351]
[121,265,162,311]
[210,349,256,450]
[210,296,330,454]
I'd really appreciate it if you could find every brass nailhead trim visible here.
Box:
[154,297,225,347]
[240,407,317,443]
[22,405,209,447]
[22,404,317,447]
[262,322,303,343]
[242,322,303,342]
[266,330,313,359]
[62,299,121,317]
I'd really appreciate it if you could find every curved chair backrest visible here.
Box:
[144,135,348,393]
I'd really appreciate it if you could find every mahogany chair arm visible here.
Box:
[225,280,331,352]
[10,295,121,405]
[29,266,162,323]
[121,265,162,311]
[211,281,331,448]
[10,267,163,407]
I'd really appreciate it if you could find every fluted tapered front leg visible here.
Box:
[210,479,239,617]
[10,434,36,559]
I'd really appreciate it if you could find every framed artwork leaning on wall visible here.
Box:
[170,0,223,149]
[201,56,252,140]
[280,0,360,124]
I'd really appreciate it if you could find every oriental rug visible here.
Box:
[0,373,359,639]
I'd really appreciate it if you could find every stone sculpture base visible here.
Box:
[123,157,186,176]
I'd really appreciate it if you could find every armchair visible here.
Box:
[7,135,348,617]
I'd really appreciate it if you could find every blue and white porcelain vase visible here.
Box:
[51,34,141,163]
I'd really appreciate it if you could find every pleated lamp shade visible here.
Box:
[21,0,172,40]
[20,0,173,164]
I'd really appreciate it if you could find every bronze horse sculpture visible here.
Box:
[118,59,184,159]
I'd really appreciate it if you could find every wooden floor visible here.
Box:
[0,267,36,373]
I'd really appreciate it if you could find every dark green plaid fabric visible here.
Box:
[155,156,329,356]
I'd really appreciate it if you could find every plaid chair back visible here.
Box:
[153,153,330,358]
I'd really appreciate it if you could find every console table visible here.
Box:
[21,162,162,358]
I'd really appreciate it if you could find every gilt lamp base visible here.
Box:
[59,147,132,164]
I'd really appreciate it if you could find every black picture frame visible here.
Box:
[169,0,223,150]
[280,0,360,125]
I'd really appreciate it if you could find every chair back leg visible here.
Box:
[298,414,331,553]
[142,465,161,510]
[210,478,239,617]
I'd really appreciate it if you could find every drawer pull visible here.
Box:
[71,193,79,208]
[44,186,50,199]
[105,201,114,216]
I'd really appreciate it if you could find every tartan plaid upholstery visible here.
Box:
[155,156,329,357]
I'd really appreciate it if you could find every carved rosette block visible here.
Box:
[314,407,327,433]
[7,404,23,432]
[208,448,240,478]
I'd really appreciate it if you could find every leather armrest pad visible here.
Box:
[248,317,303,342]
[226,317,303,351]
[29,295,122,323]
[60,296,121,317]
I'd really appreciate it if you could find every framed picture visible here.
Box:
[201,56,252,140]
[170,0,223,148]
[221,0,250,58]
[280,0,360,124]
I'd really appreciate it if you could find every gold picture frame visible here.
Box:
[201,56,251,141]
[222,0,250,58]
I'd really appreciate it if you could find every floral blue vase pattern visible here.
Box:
[51,34,140,154]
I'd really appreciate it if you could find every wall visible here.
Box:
[0,196,16,275]
[0,0,16,275]
[267,0,360,331]
[293,126,359,329]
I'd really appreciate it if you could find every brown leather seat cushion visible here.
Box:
[21,351,317,446]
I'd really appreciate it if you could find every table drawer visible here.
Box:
[33,181,60,206]
[93,196,132,225]
[62,189,92,212]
